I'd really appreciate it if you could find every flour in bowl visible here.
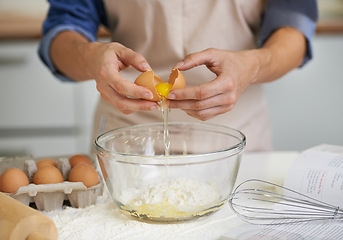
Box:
[119,177,221,219]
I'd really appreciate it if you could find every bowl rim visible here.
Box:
[94,122,246,165]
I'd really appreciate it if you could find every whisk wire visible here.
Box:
[228,179,342,225]
[234,189,336,214]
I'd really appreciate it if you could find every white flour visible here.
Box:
[120,178,220,212]
[43,180,234,240]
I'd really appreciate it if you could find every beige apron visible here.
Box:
[93,0,271,152]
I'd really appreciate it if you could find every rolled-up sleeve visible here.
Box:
[259,0,318,67]
[38,0,107,82]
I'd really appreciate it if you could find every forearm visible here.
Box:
[251,26,307,84]
[50,31,96,81]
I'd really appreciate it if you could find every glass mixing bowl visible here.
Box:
[94,122,245,222]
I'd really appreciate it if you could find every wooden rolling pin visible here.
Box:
[0,193,58,240]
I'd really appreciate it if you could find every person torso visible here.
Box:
[94,0,271,151]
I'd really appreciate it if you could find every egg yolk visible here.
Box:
[155,83,173,98]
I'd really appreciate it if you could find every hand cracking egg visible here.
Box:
[134,68,185,101]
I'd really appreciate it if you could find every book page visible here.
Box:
[220,219,343,240]
[283,144,343,208]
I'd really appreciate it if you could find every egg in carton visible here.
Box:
[3,156,104,211]
[59,157,104,208]
[0,156,33,206]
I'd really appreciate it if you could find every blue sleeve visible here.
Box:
[38,0,107,82]
[259,0,318,67]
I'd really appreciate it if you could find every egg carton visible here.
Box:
[3,156,104,211]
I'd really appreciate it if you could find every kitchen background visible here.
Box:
[0,0,342,157]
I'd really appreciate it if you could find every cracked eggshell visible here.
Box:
[134,70,164,101]
[169,68,186,91]
[134,69,185,101]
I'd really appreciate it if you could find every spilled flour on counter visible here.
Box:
[120,178,221,219]
[42,188,236,240]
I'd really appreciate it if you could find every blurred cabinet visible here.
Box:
[0,40,99,157]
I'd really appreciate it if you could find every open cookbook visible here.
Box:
[284,144,343,208]
[220,144,343,240]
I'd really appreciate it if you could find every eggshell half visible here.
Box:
[134,71,164,101]
[169,68,186,91]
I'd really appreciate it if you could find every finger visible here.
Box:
[99,83,159,114]
[169,92,236,111]
[169,74,231,100]
[173,48,217,71]
[116,45,152,72]
[107,72,154,100]
[184,104,235,121]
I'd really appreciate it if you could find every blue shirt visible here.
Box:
[38,0,318,82]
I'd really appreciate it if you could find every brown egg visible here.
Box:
[33,165,64,185]
[69,154,93,168]
[36,158,58,169]
[68,163,99,188]
[0,168,29,193]
[134,68,186,101]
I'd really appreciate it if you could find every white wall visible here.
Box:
[265,34,343,151]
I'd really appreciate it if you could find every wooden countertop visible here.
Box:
[1,16,343,40]
[1,0,343,40]
[0,13,111,40]
[316,20,343,34]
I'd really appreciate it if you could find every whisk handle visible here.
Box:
[334,207,343,220]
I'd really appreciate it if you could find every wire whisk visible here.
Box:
[228,179,342,225]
